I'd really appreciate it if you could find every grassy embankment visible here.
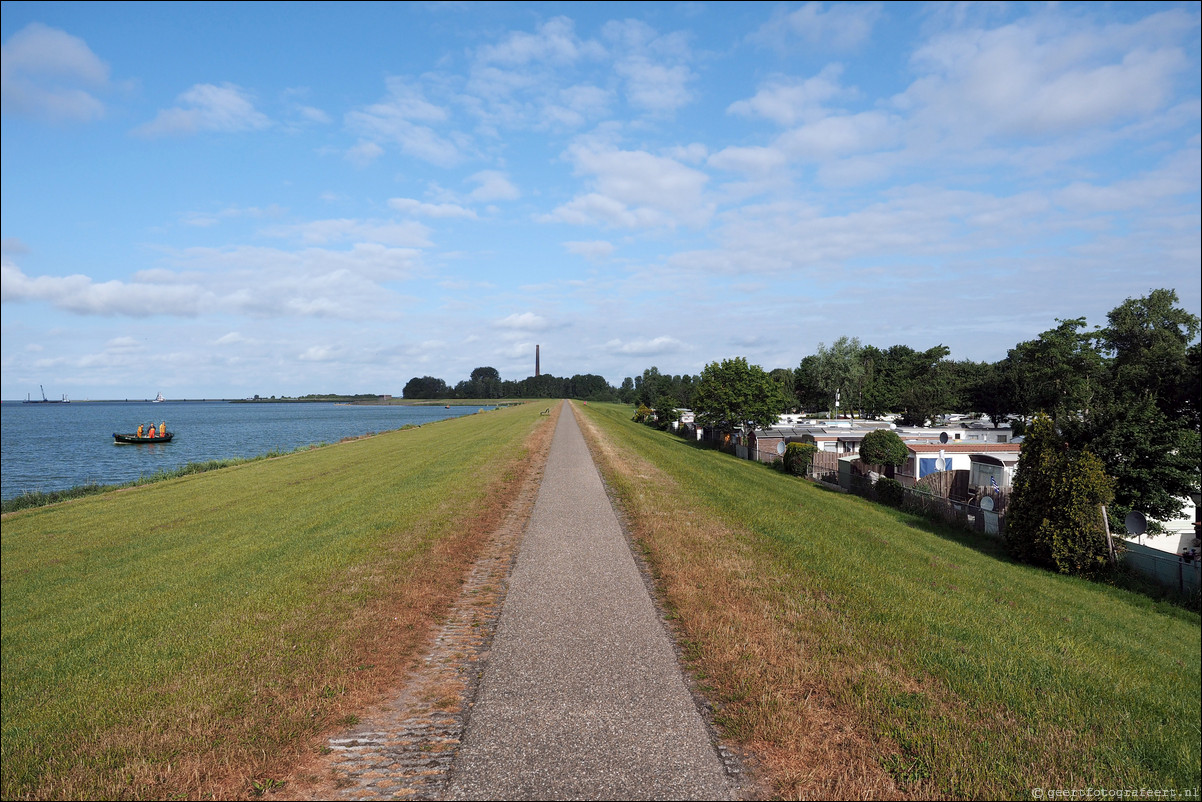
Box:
[1,403,554,801]
[577,402,1201,800]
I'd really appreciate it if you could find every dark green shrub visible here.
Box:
[783,442,818,476]
[1006,413,1116,578]
[876,476,905,507]
[860,428,909,469]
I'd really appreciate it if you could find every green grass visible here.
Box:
[1,404,547,800]
[0,442,348,514]
[580,403,1201,798]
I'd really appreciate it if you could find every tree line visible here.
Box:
[404,288,1198,532]
[402,366,619,402]
[626,288,1199,536]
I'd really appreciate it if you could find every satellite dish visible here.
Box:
[935,458,946,471]
[1124,510,1147,536]
[777,441,786,456]
[939,431,949,444]
[980,496,995,511]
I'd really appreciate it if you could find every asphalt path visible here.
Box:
[446,402,734,801]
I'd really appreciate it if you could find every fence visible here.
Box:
[1121,541,1201,597]
[840,472,1006,537]
[809,451,844,484]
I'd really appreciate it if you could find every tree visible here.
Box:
[468,366,502,398]
[794,355,828,413]
[618,377,636,404]
[858,345,889,418]
[961,359,1012,427]
[402,376,448,399]
[1071,289,1202,526]
[1005,414,1115,578]
[895,345,954,426]
[859,429,908,469]
[1003,318,1104,428]
[693,357,787,432]
[804,336,864,417]
[770,368,798,410]
[1098,288,1200,420]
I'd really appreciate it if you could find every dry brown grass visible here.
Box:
[575,404,905,801]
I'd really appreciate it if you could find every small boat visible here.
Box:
[114,432,174,444]
[153,391,165,403]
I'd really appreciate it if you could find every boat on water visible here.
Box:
[113,431,174,444]
[23,385,70,404]
[153,391,165,402]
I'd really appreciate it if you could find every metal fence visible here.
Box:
[1121,541,1201,597]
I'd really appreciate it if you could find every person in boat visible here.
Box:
[160,421,166,436]
[148,425,157,438]
[138,424,144,438]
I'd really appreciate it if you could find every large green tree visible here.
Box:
[1003,318,1104,428]
[693,357,787,432]
[1069,289,1202,524]
[402,375,449,399]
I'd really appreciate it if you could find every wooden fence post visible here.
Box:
[1101,505,1117,567]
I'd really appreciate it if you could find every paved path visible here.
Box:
[447,403,734,801]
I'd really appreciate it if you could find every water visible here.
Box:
[1,400,494,501]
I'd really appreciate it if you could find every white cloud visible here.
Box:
[776,110,900,161]
[495,312,550,331]
[901,11,1194,140]
[615,57,693,114]
[298,345,340,362]
[135,83,271,137]
[563,240,615,261]
[2,260,204,317]
[707,145,789,175]
[346,140,384,167]
[103,336,143,353]
[1,22,110,122]
[544,144,712,229]
[603,20,696,115]
[476,17,599,66]
[750,2,882,52]
[262,218,433,248]
[389,198,478,219]
[345,77,460,166]
[727,65,849,127]
[605,336,685,356]
[2,240,424,321]
[468,170,520,202]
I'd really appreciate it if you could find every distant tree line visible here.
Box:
[402,366,619,402]
[403,289,1198,533]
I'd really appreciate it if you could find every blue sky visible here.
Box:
[2,1,1199,400]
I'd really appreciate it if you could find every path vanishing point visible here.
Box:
[311,401,738,801]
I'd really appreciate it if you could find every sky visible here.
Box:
[2,1,1199,400]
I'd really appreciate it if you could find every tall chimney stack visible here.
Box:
[535,344,541,377]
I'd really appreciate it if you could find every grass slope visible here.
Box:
[1,404,550,800]
[578,402,1201,800]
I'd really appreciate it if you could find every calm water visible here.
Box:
[1,400,493,501]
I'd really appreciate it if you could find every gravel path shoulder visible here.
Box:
[445,403,734,801]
